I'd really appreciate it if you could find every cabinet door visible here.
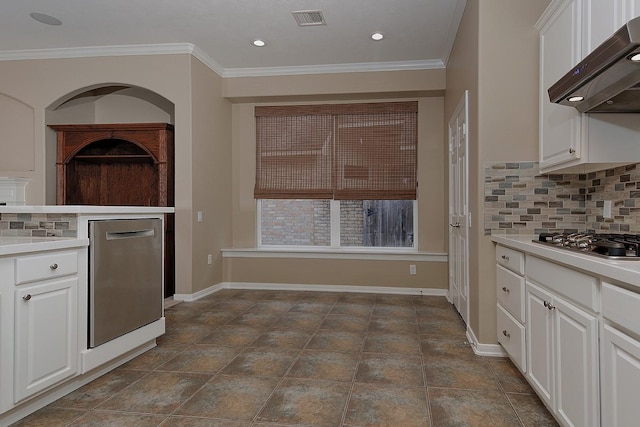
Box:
[584,0,623,54]
[554,296,599,427]
[539,0,582,170]
[622,0,640,21]
[601,325,640,426]
[526,282,554,409]
[14,277,78,403]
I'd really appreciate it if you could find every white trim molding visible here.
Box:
[466,326,507,357]
[221,248,447,262]
[174,281,447,301]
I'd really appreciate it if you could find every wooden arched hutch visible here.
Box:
[50,123,175,296]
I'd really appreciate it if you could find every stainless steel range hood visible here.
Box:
[548,16,640,113]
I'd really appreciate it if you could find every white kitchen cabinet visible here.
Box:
[601,282,640,426]
[536,0,640,173]
[495,245,527,371]
[14,277,78,403]
[526,278,599,427]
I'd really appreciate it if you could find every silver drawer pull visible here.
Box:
[501,286,510,294]
[502,330,510,338]
[50,263,58,270]
[501,255,509,261]
[23,294,32,301]
[543,300,556,310]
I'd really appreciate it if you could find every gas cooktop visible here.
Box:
[535,232,640,260]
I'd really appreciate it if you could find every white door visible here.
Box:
[448,91,469,325]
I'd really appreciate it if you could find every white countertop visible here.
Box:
[491,234,640,288]
[0,205,174,214]
[0,237,89,256]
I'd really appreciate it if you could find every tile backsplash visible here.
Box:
[485,162,639,235]
[0,213,78,237]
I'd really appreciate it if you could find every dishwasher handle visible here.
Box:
[105,229,155,240]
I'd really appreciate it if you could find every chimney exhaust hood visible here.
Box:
[548,16,640,113]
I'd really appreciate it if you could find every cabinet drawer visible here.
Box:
[526,255,599,312]
[496,265,525,322]
[496,245,525,275]
[602,282,640,335]
[15,251,78,285]
[497,303,526,372]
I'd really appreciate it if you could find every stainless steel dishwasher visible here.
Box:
[89,218,163,348]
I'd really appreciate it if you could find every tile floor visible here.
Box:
[13,289,558,426]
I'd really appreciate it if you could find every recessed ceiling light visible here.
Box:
[567,96,584,102]
[371,32,384,41]
[30,12,62,26]
[628,52,640,62]
[252,39,266,47]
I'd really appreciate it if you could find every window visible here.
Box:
[255,102,417,249]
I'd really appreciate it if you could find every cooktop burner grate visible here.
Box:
[535,232,640,260]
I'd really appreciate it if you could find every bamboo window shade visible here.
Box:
[254,101,417,200]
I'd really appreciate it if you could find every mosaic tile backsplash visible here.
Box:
[485,162,640,235]
[0,213,78,237]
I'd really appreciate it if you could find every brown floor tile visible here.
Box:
[336,293,377,304]
[186,310,237,327]
[68,411,167,426]
[97,371,211,414]
[220,348,298,377]
[345,382,430,427]
[250,329,312,349]
[50,369,147,410]
[508,393,559,426]
[429,388,521,427]
[372,304,416,318]
[289,301,335,314]
[417,316,466,337]
[161,416,249,426]
[363,332,421,354]
[198,325,264,347]
[257,378,350,426]
[226,311,281,328]
[356,353,424,386]
[211,299,256,312]
[306,330,365,353]
[487,357,534,393]
[413,296,452,308]
[376,294,417,306]
[329,302,374,317]
[176,375,279,421]
[156,323,218,346]
[320,314,369,332]
[420,335,477,360]
[11,407,85,426]
[368,317,418,334]
[424,357,500,390]
[249,300,296,312]
[157,345,240,373]
[269,312,325,331]
[118,345,184,371]
[287,350,359,382]
[296,291,342,303]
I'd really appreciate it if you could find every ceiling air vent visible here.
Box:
[292,10,326,26]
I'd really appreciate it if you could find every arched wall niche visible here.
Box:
[44,83,175,204]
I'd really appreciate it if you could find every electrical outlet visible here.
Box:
[207,254,212,264]
[409,264,416,275]
[197,211,203,222]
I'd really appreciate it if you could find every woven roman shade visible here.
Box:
[254,102,417,200]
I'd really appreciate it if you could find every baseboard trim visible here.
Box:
[174,282,448,301]
[466,327,507,357]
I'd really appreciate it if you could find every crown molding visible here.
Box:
[222,59,445,78]
[0,43,443,78]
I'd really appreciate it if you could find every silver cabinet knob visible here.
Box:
[502,330,510,338]
[501,286,510,293]
[501,255,510,261]
[23,294,32,301]
[569,148,575,154]
[449,223,461,228]
[50,263,58,270]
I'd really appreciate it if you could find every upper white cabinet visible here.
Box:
[537,0,640,174]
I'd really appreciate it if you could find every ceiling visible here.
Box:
[0,0,467,77]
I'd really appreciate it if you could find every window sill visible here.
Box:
[221,247,447,262]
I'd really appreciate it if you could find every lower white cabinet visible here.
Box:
[14,276,78,403]
[601,325,640,426]
[526,280,599,427]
